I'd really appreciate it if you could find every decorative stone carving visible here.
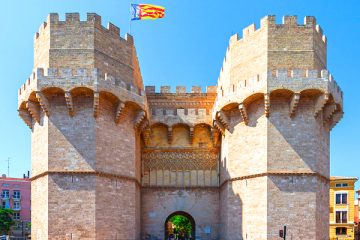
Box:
[142,150,219,170]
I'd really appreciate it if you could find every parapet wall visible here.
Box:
[145,86,216,127]
[33,13,143,89]
[215,68,342,113]
[18,68,146,110]
[150,108,212,127]
[145,85,217,94]
[237,15,325,43]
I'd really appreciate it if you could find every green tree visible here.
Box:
[169,215,192,236]
[0,208,15,235]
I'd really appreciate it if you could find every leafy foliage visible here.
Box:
[169,215,192,235]
[0,208,15,235]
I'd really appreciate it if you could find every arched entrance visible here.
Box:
[164,211,195,240]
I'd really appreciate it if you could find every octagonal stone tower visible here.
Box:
[214,16,343,239]
[18,13,148,239]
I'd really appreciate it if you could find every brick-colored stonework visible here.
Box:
[18,13,343,239]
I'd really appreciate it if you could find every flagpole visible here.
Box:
[129,4,132,35]
[129,20,132,35]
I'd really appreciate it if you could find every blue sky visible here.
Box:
[0,0,359,189]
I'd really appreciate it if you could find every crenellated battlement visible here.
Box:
[145,85,217,94]
[145,85,216,128]
[149,107,212,127]
[217,15,328,98]
[214,68,343,129]
[267,69,342,104]
[215,68,342,111]
[230,15,326,46]
[18,67,147,112]
[34,13,132,44]
[33,13,142,90]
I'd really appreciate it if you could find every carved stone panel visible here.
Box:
[142,149,219,187]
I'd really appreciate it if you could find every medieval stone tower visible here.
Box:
[18,13,343,240]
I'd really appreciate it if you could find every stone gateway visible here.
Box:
[18,13,343,239]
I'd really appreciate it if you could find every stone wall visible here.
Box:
[31,176,48,240]
[19,13,344,240]
[141,188,219,239]
[95,178,140,239]
[48,174,96,240]
[267,94,330,176]
[219,177,268,240]
[267,16,326,70]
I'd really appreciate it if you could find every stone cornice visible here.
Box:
[219,171,329,188]
[30,170,141,186]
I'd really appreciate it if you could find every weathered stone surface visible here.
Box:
[141,188,219,239]
[19,13,343,240]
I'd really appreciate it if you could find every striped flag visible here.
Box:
[131,4,165,20]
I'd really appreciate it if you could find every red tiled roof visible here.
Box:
[0,177,30,181]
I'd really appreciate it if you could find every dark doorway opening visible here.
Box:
[164,211,195,240]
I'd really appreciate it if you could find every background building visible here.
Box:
[330,176,358,240]
[0,174,31,237]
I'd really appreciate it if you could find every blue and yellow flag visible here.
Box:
[131,4,165,20]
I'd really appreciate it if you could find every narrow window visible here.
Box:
[336,194,341,204]
[13,201,21,210]
[335,193,347,204]
[13,190,21,199]
[342,194,347,204]
[335,211,348,223]
[1,190,9,198]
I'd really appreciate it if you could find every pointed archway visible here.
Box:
[164,211,196,240]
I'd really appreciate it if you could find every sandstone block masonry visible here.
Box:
[18,13,343,239]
